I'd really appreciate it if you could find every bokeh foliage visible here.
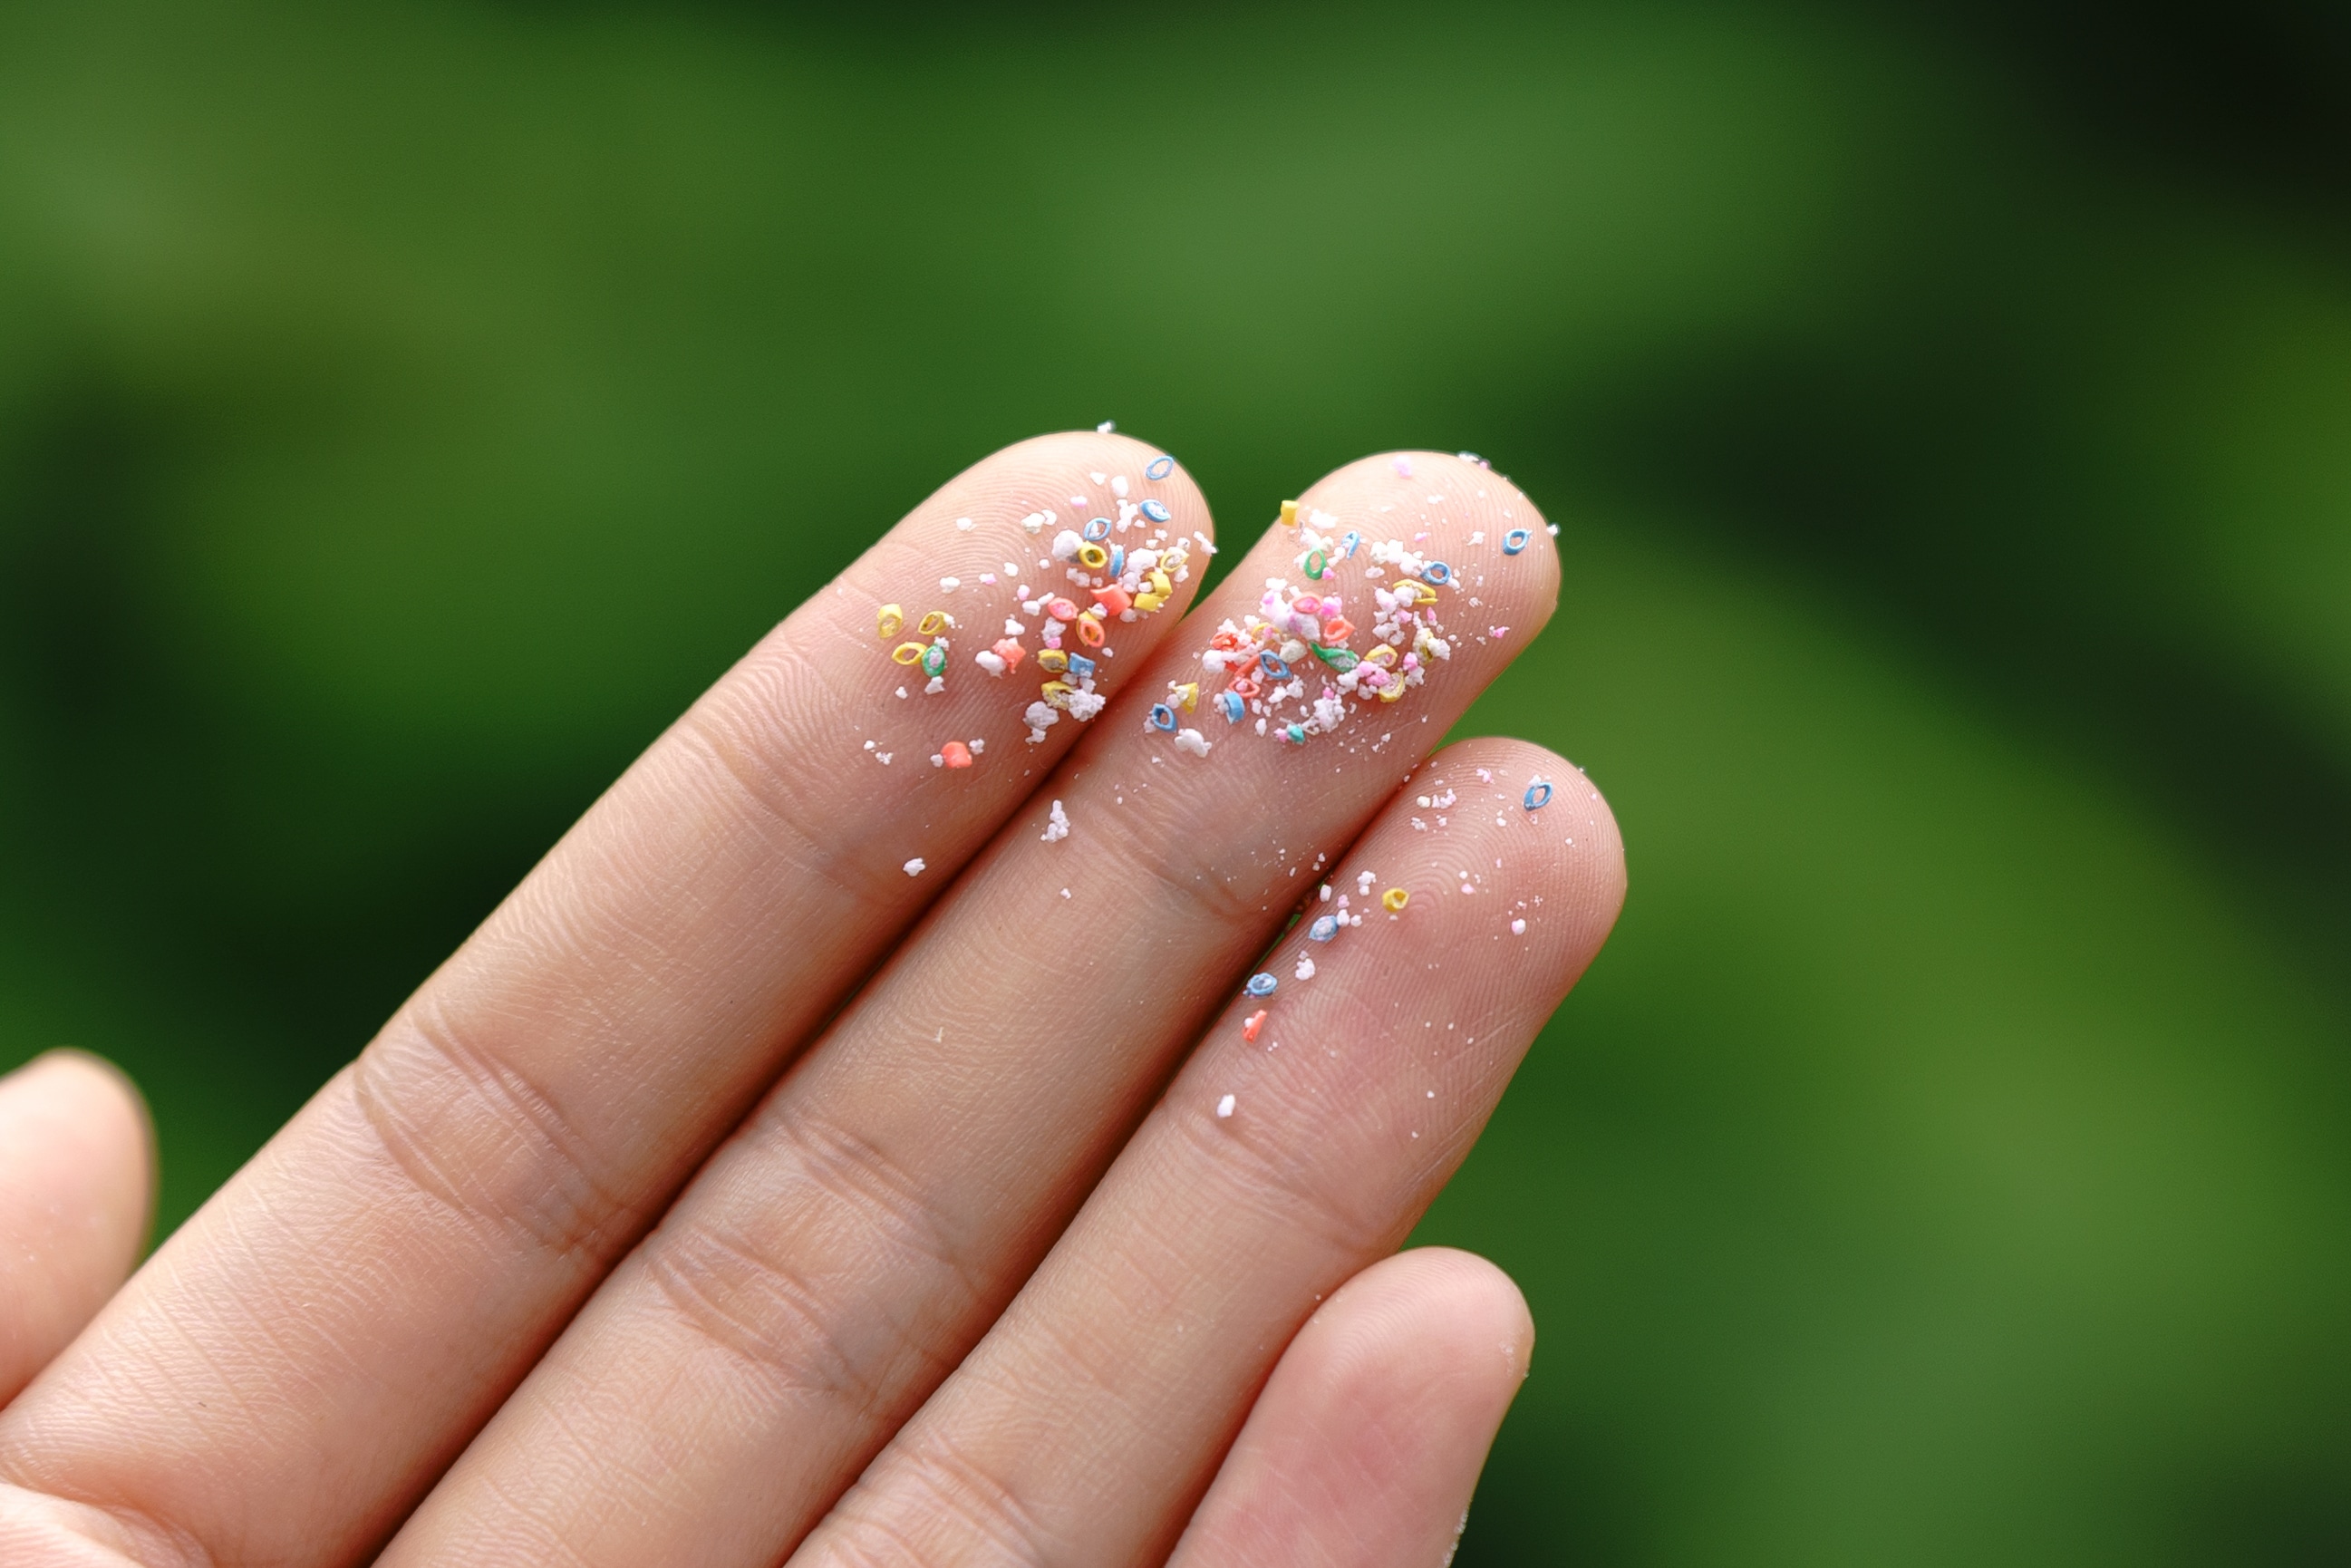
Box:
[1,2,2346,1560]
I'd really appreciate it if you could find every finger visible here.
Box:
[792,736,1622,1565]
[1166,1249,1533,1568]
[0,432,1212,1566]
[0,1052,150,1408]
[382,454,1561,1566]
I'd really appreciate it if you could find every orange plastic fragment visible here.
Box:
[992,637,1027,670]
[1091,586,1133,617]
[941,741,973,769]
[1242,1009,1268,1042]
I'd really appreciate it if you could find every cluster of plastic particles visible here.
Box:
[1179,500,1481,749]
[874,452,1195,757]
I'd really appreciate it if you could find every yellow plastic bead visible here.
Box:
[876,604,905,639]
[1399,580,1437,606]
[1379,680,1406,702]
[1040,680,1075,708]
[1365,644,1400,667]
[1162,548,1188,575]
[1382,887,1409,912]
[1279,499,1300,528]
[890,641,928,665]
[917,610,953,636]
[1146,569,1172,596]
[1036,649,1069,673]
[1170,682,1198,711]
[1133,592,1165,613]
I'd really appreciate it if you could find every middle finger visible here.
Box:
[385,451,1557,1566]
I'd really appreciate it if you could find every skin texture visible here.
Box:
[0,1054,151,1408]
[1167,1249,1534,1568]
[0,439,1624,1567]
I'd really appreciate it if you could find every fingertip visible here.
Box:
[1306,1246,1534,1395]
[0,1050,156,1400]
[1409,735,1627,944]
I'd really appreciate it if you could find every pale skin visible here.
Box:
[0,437,1625,1566]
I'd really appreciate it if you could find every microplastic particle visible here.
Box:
[1309,915,1338,942]
[1146,455,1175,479]
[1216,1093,1235,1119]
[1524,780,1553,810]
[1140,499,1171,523]
[1512,918,1527,934]
[903,858,926,876]
[1082,517,1112,542]
[1246,973,1278,997]
[1503,528,1532,555]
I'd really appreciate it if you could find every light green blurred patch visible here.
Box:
[1431,510,2351,1562]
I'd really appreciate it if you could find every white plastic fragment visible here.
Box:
[1512,918,1527,934]
[903,858,926,876]
[1040,799,1070,843]
[1216,1093,1235,1119]
[1173,728,1211,758]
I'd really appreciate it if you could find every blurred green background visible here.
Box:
[3,0,2347,1558]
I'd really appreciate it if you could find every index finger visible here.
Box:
[0,432,1212,1568]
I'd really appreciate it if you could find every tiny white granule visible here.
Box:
[1358,870,1377,893]
[876,752,892,764]
[954,517,974,531]
[895,686,908,700]
[924,676,945,695]
[1512,918,1527,934]
[940,576,961,591]
[1174,728,1211,758]
[1216,1093,1236,1119]
[903,858,926,876]
[1294,955,1316,981]
[1040,799,1071,843]
[968,738,984,755]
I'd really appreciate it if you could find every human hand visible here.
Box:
[0,436,1624,1566]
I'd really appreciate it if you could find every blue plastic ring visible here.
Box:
[1503,528,1531,556]
[1108,546,1125,577]
[1423,561,1452,586]
[1245,973,1278,997]
[1341,530,1361,557]
[1524,780,1553,810]
[1149,703,1177,731]
[1217,691,1245,722]
[1146,455,1175,479]
[1139,498,1171,523]
[1259,652,1292,680]
[1308,915,1339,942]
[1082,516,1112,542]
